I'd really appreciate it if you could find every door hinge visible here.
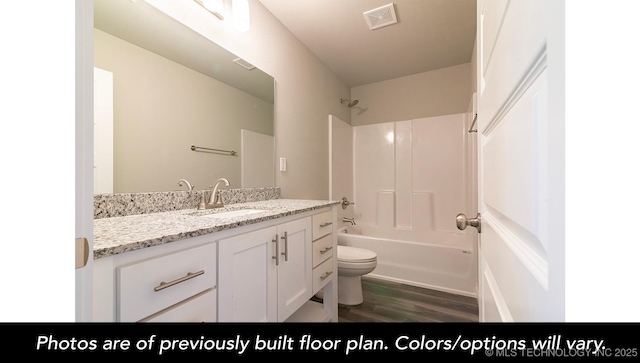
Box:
[75,237,89,269]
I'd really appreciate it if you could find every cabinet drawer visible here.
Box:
[117,242,216,322]
[312,234,333,268]
[312,211,333,240]
[312,258,334,294]
[140,288,217,322]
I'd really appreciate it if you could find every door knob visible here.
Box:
[456,213,481,233]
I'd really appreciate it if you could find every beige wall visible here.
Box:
[94,29,274,193]
[146,0,351,200]
[351,63,472,126]
[119,1,473,198]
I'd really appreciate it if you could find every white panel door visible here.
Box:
[473,0,564,321]
[76,0,94,323]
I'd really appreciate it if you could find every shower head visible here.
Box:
[341,98,359,108]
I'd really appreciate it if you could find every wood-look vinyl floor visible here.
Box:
[337,277,479,323]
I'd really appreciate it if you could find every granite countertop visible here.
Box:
[93,199,339,259]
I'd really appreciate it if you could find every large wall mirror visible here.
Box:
[93,0,275,194]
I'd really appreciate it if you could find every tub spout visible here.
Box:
[342,217,356,225]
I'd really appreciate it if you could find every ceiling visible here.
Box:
[258,0,477,88]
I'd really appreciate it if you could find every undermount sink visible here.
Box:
[195,209,266,219]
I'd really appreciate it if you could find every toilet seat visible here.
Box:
[337,245,377,263]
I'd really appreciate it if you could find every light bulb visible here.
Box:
[232,0,250,32]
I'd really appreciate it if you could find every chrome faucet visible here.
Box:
[207,178,230,209]
[342,217,356,225]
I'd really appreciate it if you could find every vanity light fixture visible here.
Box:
[195,0,225,20]
[194,0,250,31]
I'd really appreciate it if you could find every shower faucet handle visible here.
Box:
[341,197,355,209]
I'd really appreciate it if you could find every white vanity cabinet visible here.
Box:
[217,217,313,322]
[93,203,339,323]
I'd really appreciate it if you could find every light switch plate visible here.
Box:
[279,157,287,171]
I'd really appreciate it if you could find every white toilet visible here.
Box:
[337,245,377,305]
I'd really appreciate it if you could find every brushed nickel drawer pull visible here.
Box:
[319,222,332,228]
[281,231,289,262]
[154,270,204,292]
[320,246,333,254]
[273,234,279,265]
[320,271,333,281]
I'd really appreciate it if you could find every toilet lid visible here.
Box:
[337,245,377,262]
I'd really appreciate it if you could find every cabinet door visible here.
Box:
[277,217,313,321]
[218,226,278,322]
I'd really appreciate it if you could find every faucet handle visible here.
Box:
[341,197,355,209]
[197,193,206,210]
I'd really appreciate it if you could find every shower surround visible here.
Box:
[333,113,477,296]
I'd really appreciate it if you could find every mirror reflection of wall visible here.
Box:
[93,0,275,194]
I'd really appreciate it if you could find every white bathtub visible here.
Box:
[337,226,477,297]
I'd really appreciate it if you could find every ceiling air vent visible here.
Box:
[363,3,398,30]
[233,57,255,70]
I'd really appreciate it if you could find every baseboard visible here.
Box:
[363,274,478,299]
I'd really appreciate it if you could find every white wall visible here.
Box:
[329,115,353,223]
[351,63,472,126]
[146,0,351,200]
[471,37,478,97]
